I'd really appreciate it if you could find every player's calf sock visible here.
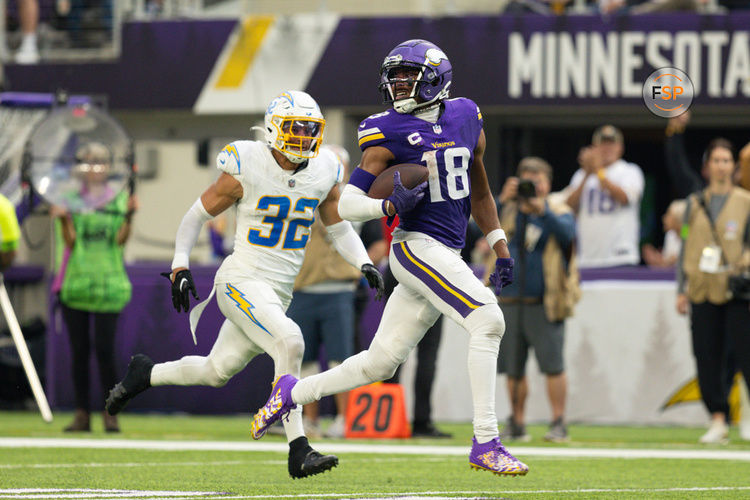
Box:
[283,406,305,443]
[465,305,504,443]
[292,345,398,405]
[150,356,227,387]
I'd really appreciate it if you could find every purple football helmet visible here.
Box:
[379,39,452,114]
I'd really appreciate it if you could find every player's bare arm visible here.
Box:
[360,146,399,216]
[359,145,395,177]
[470,130,510,259]
[169,172,243,280]
[163,175,241,312]
[200,172,244,217]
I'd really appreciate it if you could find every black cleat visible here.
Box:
[105,354,154,415]
[288,448,339,479]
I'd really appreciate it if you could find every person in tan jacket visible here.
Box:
[677,138,750,444]
[492,157,580,443]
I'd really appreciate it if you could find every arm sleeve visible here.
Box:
[171,198,214,270]
[325,220,372,270]
[338,183,387,222]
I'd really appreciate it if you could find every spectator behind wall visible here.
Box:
[53,142,136,434]
[565,125,645,268]
[642,199,686,268]
[490,156,580,443]
[0,193,21,270]
[676,138,750,444]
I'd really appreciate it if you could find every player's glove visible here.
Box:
[384,171,428,225]
[489,258,514,295]
[361,263,386,301]
[160,269,200,313]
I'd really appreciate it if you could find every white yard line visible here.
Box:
[0,461,243,469]
[4,486,750,499]
[0,490,225,498]
[212,487,750,499]
[1,437,750,461]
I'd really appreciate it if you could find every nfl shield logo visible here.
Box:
[433,124,442,134]
[288,178,296,188]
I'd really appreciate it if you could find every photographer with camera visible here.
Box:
[565,125,644,268]
[677,138,750,444]
[491,157,579,442]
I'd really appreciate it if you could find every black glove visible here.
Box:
[160,269,200,313]
[361,263,385,301]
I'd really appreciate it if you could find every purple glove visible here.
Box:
[384,171,428,224]
[489,258,514,295]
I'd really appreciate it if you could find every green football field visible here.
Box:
[1,411,750,499]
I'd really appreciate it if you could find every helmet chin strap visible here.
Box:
[393,98,419,114]
[392,79,451,115]
[283,151,308,164]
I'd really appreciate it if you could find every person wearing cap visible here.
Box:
[492,157,580,442]
[565,125,645,268]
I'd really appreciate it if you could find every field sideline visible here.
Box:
[2,411,750,499]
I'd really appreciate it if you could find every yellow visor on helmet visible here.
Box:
[270,115,325,161]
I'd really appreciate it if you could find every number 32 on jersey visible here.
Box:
[421,146,472,201]
[248,196,319,250]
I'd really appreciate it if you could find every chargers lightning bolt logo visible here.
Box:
[220,144,241,173]
[225,283,271,335]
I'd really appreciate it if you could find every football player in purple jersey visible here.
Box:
[252,39,528,476]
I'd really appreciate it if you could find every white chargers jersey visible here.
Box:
[213,140,343,302]
[567,158,644,268]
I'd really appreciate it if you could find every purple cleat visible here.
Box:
[469,436,529,476]
[251,374,299,440]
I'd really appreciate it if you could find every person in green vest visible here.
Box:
[52,142,136,433]
[0,193,21,271]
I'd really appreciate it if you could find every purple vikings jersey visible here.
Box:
[357,98,483,248]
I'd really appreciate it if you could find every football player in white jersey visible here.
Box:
[565,125,645,268]
[105,91,385,478]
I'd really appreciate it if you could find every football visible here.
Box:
[367,163,429,199]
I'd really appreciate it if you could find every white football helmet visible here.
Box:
[263,91,325,164]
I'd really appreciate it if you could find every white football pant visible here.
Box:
[150,279,306,442]
[292,236,505,443]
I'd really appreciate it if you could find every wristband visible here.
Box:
[349,168,377,193]
[486,229,507,248]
